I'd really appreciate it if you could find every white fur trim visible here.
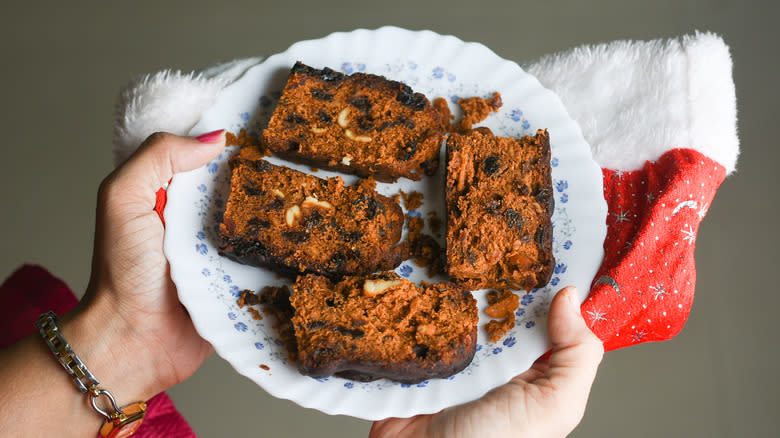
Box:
[524,31,738,174]
[112,57,263,165]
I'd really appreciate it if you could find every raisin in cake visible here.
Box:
[218,147,408,278]
[290,272,478,383]
[445,128,554,290]
[262,62,448,182]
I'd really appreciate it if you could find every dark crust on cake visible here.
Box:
[262,61,447,183]
[445,128,555,290]
[218,147,408,278]
[291,273,478,383]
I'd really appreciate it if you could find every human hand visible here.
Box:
[370,286,604,438]
[67,130,225,403]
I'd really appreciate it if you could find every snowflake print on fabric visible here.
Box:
[681,224,696,244]
[696,202,709,219]
[650,283,667,300]
[586,310,608,325]
[611,208,632,224]
[632,329,647,342]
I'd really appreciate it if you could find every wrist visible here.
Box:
[60,288,163,404]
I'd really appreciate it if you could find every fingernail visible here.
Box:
[196,129,225,143]
[567,288,583,317]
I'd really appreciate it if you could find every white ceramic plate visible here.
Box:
[164,26,607,420]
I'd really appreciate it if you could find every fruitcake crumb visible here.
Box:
[433,97,454,125]
[454,92,503,133]
[407,216,424,239]
[483,289,521,342]
[405,212,444,277]
[258,286,298,362]
[237,289,260,308]
[399,190,424,211]
[247,307,263,320]
[485,289,520,319]
[410,233,445,277]
[238,286,298,362]
[226,128,268,155]
[485,317,515,343]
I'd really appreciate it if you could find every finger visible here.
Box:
[369,418,409,438]
[114,130,226,197]
[370,416,432,438]
[542,286,604,404]
[514,358,549,383]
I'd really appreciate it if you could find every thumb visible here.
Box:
[113,130,226,198]
[543,287,604,412]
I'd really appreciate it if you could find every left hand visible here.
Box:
[71,130,225,402]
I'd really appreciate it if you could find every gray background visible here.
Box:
[1,1,777,437]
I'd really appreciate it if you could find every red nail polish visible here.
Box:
[196,129,225,143]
